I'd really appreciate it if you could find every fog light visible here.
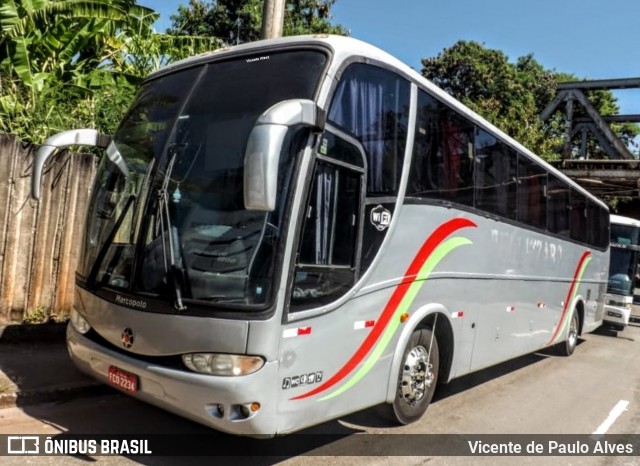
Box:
[70,308,91,334]
[229,403,261,420]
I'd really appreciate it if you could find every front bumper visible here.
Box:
[66,324,280,436]
[603,304,630,330]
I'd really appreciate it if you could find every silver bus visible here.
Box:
[31,35,609,436]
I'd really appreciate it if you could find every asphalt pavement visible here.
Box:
[0,322,108,408]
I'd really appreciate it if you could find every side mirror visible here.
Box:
[32,129,113,200]
[244,99,325,211]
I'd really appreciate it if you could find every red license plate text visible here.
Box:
[107,365,138,394]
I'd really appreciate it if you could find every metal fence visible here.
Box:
[0,134,96,323]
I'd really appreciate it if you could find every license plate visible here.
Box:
[107,365,138,394]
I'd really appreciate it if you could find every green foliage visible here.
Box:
[0,0,220,143]
[284,0,347,36]
[22,305,69,324]
[0,70,137,140]
[421,41,562,159]
[421,40,639,160]
[167,0,347,45]
[22,306,48,324]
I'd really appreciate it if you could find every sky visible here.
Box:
[140,0,640,114]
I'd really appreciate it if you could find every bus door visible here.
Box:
[276,129,373,430]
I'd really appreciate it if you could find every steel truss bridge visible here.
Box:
[541,78,640,198]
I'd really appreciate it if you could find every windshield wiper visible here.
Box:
[87,195,136,288]
[156,150,188,311]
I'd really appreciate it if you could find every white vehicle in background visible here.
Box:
[604,214,640,331]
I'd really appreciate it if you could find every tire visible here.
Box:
[383,327,439,425]
[556,308,579,356]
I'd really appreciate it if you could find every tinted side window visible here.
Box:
[587,201,608,249]
[474,129,517,219]
[547,175,570,237]
[329,63,410,196]
[291,131,364,312]
[407,91,474,206]
[298,163,359,266]
[570,189,587,243]
[517,155,547,229]
[292,162,361,310]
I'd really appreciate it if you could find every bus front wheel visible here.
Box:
[385,328,439,425]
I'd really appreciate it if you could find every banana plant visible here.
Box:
[0,0,222,142]
[0,0,156,90]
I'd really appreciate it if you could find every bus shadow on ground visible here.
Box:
[594,324,636,341]
[339,341,580,430]
[18,339,595,464]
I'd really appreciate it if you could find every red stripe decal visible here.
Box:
[547,250,591,345]
[291,217,476,400]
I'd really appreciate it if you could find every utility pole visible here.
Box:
[261,0,285,39]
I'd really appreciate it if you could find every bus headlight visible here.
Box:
[182,353,265,376]
[70,308,91,334]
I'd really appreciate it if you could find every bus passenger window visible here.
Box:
[517,154,547,229]
[474,129,517,219]
[570,190,587,243]
[328,63,409,196]
[407,91,474,206]
[547,175,570,238]
[586,201,608,249]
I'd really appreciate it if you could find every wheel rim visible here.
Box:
[400,345,434,404]
[568,313,578,348]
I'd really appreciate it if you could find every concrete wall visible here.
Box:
[0,134,96,323]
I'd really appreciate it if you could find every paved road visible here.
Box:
[1,324,639,465]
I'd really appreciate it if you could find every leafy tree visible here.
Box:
[167,0,347,45]
[421,41,560,158]
[421,40,639,160]
[0,0,156,90]
[0,0,219,141]
[285,0,347,36]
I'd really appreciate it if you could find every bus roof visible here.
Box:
[611,214,640,227]
[147,34,608,210]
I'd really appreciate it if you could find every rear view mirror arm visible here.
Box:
[32,129,112,200]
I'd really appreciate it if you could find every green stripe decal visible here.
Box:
[550,255,592,345]
[320,236,473,400]
[291,217,477,401]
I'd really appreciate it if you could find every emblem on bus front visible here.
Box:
[121,328,135,348]
[371,205,392,231]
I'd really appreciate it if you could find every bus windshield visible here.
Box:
[79,49,327,310]
[611,223,640,245]
[607,247,638,296]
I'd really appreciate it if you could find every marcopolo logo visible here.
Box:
[121,328,135,349]
[115,294,147,310]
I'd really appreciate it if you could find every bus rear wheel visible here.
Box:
[556,308,579,356]
[385,328,439,425]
